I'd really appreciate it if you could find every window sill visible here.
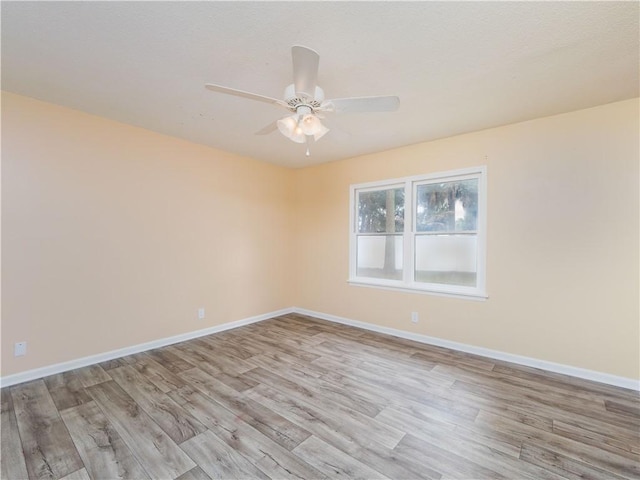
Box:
[347,279,488,301]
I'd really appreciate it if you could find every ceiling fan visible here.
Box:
[205,45,400,155]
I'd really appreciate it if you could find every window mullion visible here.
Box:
[349,186,357,280]
[403,179,413,285]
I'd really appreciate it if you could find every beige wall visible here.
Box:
[2,92,638,381]
[293,98,639,380]
[1,92,294,376]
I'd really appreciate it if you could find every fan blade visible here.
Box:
[205,83,286,107]
[292,45,319,98]
[323,96,400,114]
[255,121,278,135]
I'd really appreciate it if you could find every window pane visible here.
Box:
[358,188,404,233]
[357,235,403,280]
[415,234,477,286]
[416,179,478,232]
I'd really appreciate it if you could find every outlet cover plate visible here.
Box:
[14,342,27,356]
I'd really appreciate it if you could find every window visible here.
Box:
[349,166,487,299]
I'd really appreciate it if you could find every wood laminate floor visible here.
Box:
[1,313,639,479]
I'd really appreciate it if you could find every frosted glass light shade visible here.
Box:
[289,128,306,143]
[301,114,322,135]
[301,113,329,141]
[277,116,297,138]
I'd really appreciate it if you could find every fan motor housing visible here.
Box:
[284,84,324,110]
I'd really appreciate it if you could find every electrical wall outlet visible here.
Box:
[14,341,27,357]
[411,312,419,324]
[198,307,205,320]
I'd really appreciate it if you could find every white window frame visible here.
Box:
[349,166,487,300]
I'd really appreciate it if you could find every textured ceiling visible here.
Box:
[2,2,638,168]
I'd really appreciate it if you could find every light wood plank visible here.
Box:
[292,435,390,479]
[11,380,83,480]
[175,466,212,480]
[215,371,259,392]
[168,385,327,480]
[168,344,258,392]
[394,433,506,480]
[377,405,519,458]
[43,371,93,411]
[245,357,382,418]
[246,353,326,386]
[73,365,112,388]
[312,331,438,370]
[315,351,454,390]
[146,347,195,373]
[1,388,29,480]
[179,367,311,450]
[520,442,629,480]
[244,368,405,449]
[453,378,638,431]
[604,398,640,417]
[491,363,639,402]
[197,334,256,360]
[187,339,255,375]
[312,356,452,404]
[552,419,638,458]
[109,365,206,443]
[228,334,320,363]
[59,468,91,480]
[60,401,149,480]
[180,430,269,480]
[87,381,195,479]
[475,410,640,478]
[244,384,434,480]
[376,406,568,480]
[131,354,188,393]
[98,358,130,371]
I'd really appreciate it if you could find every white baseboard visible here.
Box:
[3,306,638,392]
[293,307,640,392]
[0,307,294,388]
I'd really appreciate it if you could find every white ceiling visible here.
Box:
[2,2,638,168]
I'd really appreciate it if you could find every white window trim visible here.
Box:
[348,166,487,300]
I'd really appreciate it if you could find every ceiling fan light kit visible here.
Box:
[276,104,330,144]
[205,45,399,155]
